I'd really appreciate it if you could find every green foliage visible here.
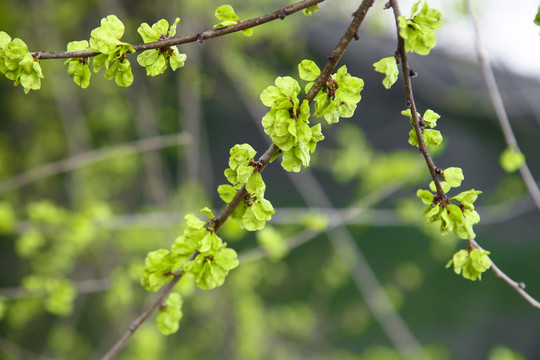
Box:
[499,147,525,173]
[0,31,44,93]
[214,5,253,36]
[184,247,239,289]
[22,275,76,316]
[303,62,364,124]
[218,144,275,231]
[224,143,257,188]
[0,201,15,234]
[156,292,183,335]
[141,208,239,295]
[373,56,399,89]
[535,6,540,26]
[446,248,491,281]
[256,225,288,260]
[443,167,464,188]
[303,5,320,16]
[398,1,442,55]
[137,18,187,76]
[261,59,362,172]
[417,188,482,239]
[402,108,442,147]
[90,15,134,86]
[488,345,526,360]
[64,40,91,88]
[140,249,176,292]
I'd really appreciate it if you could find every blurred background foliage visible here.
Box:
[0,0,539,359]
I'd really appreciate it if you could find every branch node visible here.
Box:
[519,282,526,289]
[353,33,360,41]
[393,50,401,64]
[409,68,418,78]
[197,33,204,44]
[384,1,392,9]
[406,99,412,108]
[278,9,287,20]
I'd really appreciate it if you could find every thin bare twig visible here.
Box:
[468,238,540,310]
[0,132,191,195]
[464,0,540,213]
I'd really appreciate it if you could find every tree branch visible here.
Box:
[390,0,446,200]
[468,238,540,310]
[102,1,376,358]
[390,0,540,312]
[0,132,191,195]
[32,0,326,60]
[213,0,375,232]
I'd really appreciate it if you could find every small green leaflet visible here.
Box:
[89,15,135,87]
[64,41,91,88]
[398,1,441,55]
[214,5,253,36]
[499,147,525,173]
[156,292,183,335]
[303,5,320,16]
[137,18,187,76]
[446,248,491,281]
[0,32,44,93]
[373,56,399,89]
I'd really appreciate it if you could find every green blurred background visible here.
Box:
[0,0,539,359]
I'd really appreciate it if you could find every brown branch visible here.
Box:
[101,251,198,360]
[32,0,326,60]
[390,0,446,200]
[390,0,540,311]
[214,0,375,232]
[468,239,540,310]
[102,1,376,358]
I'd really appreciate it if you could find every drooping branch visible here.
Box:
[213,0,375,232]
[390,0,446,200]
[389,0,540,311]
[468,239,540,310]
[32,0,326,60]
[101,1,375,358]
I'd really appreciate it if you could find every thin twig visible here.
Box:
[0,132,191,195]
[100,250,197,360]
[468,238,540,310]
[31,0,326,60]
[0,278,111,300]
[465,0,540,213]
[390,0,446,200]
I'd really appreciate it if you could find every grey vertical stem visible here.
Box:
[465,0,540,213]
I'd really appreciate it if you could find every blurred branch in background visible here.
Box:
[465,0,540,213]
[0,132,191,195]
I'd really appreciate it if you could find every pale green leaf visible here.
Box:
[443,167,464,188]
[499,147,525,173]
[298,59,321,82]
[373,56,399,89]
